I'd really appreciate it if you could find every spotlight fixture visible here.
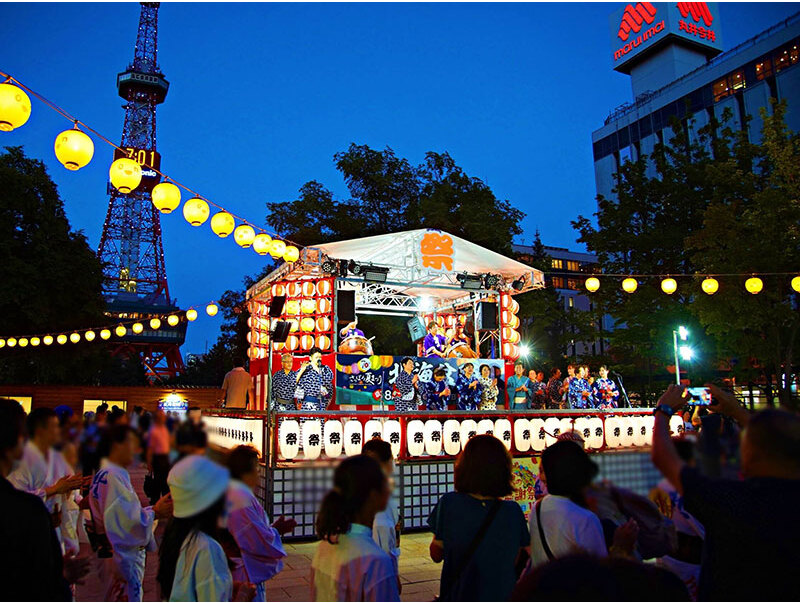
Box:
[456,273,483,290]
[348,260,363,276]
[362,264,390,283]
[321,258,338,274]
[338,259,349,277]
[511,276,526,291]
[483,273,502,289]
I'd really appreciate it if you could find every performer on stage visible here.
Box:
[506,362,531,410]
[446,324,470,347]
[422,322,447,357]
[567,365,593,409]
[478,364,499,410]
[423,367,450,410]
[339,317,364,339]
[591,365,620,409]
[454,363,483,411]
[294,347,334,412]
[271,354,296,412]
[392,357,419,412]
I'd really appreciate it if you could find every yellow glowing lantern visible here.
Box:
[85,330,96,342]
[100,329,111,340]
[285,335,299,351]
[792,276,800,293]
[502,328,520,344]
[186,309,198,321]
[269,239,287,259]
[285,300,300,315]
[585,277,600,292]
[317,298,332,314]
[151,182,181,214]
[661,278,677,295]
[132,322,144,334]
[57,334,67,345]
[7,337,16,347]
[287,319,299,333]
[109,158,142,193]
[69,332,80,343]
[252,233,273,256]
[167,314,180,327]
[745,277,763,295]
[701,277,719,295]
[316,280,332,297]
[316,316,331,332]
[302,281,316,297]
[30,336,40,347]
[508,314,520,329]
[300,334,315,350]
[183,197,210,226]
[54,126,94,170]
[234,224,256,248]
[316,334,331,350]
[271,284,286,297]
[0,339,5,348]
[210,211,235,238]
[18,338,28,347]
[287,282,301,297]
[300,299,316,315]
[43,335,53,345]
[206,303,219,317]
[0,82,31,131]
[300,317,316,332]
[115,325,126,337]
[622,278,638,293]
[150,318,161,330]
[283,246,300,263]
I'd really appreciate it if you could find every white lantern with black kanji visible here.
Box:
[301,419,322,460]
[424,419,444,456]
[364,419,384,443]
[543,417,562,447]
[513,418,531,453]
[382,420,402,458]
[323,420,344,458]
[459,419,478,449]
[586,416,605,450]
[278,419,300,459]
[442,419,461,456]
[343,420,363,456]
[604,416,622,448]
[669,414,685,437]
[477,419,494,437]
[406,420,426,457]
[618,416,635,447]
[529,418,547,452]
[493,418,513,451]
[573,417,592,448]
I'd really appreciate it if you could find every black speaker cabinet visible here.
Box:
[475,301,499,331]
[272,321,292,343]
[268,295,286,318]
[337,290,356,323]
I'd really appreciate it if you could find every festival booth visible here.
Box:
[204,229,673,539]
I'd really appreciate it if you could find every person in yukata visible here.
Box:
[423,322,447,357]
[362,439,402,593]
[454,363,483,411]
[271,354,297,412]
[528,371,548,410]
[89,425,173,602]
[592,365,620,409]
[568,366,593,409]
[478,364,499,410]
[424,367,451,411]
[312,455,400,602]
[226,445,296,602]
[159,454,239,602]
[392,357,419,412]
[506,363,532,410]
[295,347,334,412]
[339,317,365,339]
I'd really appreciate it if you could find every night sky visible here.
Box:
[2,2,797,354]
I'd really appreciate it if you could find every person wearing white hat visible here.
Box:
[158,455,233,602]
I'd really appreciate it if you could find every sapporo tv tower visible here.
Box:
[97,2,186,381]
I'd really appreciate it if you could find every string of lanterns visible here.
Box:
[545,273,800,296]
[0,302,222,350]
[0,74,301,264]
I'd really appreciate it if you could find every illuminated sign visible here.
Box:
[420,231,455,272]
[112,146,162,193]
[610,2,723,71]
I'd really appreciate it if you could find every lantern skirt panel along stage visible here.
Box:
[205,230,670,538]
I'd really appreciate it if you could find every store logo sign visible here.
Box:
[617,2,657,41]
[677,2,716,42]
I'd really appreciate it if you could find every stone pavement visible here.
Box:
[75,461,442,602]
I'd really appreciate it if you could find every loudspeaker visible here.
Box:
[268,295,286,318]
[337,290,355,323]
[475,301,498,331]
[272,321,291,343]
[407,317,426,342]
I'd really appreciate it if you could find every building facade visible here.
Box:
[594,4,800,201]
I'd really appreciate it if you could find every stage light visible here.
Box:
[519,344,531,357]
[362,265,390,283]
[456,273,483,290]
[348,260,362,275]
[511,276,526,291]
[483,273,502,289]
[678,326,689,341]
[321,259,338,274]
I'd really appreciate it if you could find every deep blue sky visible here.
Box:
[2,2,797,354]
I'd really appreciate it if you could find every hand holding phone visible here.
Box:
[686,387,712,406]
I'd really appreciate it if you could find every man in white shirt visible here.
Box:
[362,438,401,584]
[222,357,256,409]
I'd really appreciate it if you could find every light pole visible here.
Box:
[672,326,692,385]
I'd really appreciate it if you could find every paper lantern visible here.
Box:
[502,328,520,344]
[300,299,316,314]
[406,420,426,457]
[573,417,593,449]
[622,278,638,293]
[271,284,286,297]
[115,325,126,337]
[252,233,273,256]
[0,339,5,348]
[269,239,287,259]
[43,335,53,346]
[324,420,344,458]
[0,82,31,131]
[509,298,519,313]
[283,246,300,263]
[477,419,495,437]
[286,319,299,333]
[69,332,81,343]
[56,334,67,345]
[234,224,256,248]
[442,419,462,456]
[586,417,605,450]
[30,337,40,347]
[301,420,323,461]
[316,316,331,332]
[283,335,298,351]
[604,416,622,448]
[701,277,719,295]
[455,419,476,448]
[507,314,520,329]
[317,298,332,314]
[149,318,161,330]
[543,417,562,447]
[300,317,315,332]
[84,330,96,342]
[343,420,364,456]
[317,280,332,296]
[792,276,800,293]
[364,419,383,443]
[493,418,513,450]
[300,334,315,350]
[285,300,300,315]
[585,277,600,292]
[167,315,180,327]
[206,303,219,317]
[513,418,531,453]
[661,278,677,295]
[109,158,142,193]
[502,342,519,360]
[316,335,331,350]
[186,309,198,321]
[132,322,144,334]
[745,277,763,295]
[151,182,181,214]
[287,282,301,297]
[54,126,94,170]
[301,281,316,297]
[369,355,382,371]
[383,420,402,458]
[618,416,635,447]
[500,294,512,309]
[183,197,209,226]
[424,420,444,456]
[669,414,684,437]
[18,338,28,347]
[6,338,16,348]
[278,420,300,460]
[210,211,235,238]
[501,309,515,324]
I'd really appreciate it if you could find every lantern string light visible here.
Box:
[0,70,301,250]
[547,270,800,278]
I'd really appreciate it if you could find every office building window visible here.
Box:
[756,58,774,80]
[551,259,563,270]
[730,70,746,92]
[774,42,799,73]
[567,279,579,290]
[551,277,565,289]
[566,260,580,272]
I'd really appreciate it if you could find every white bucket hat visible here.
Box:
[168,455,230,518]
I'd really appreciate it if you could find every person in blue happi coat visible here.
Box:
[454,363,483,411]
[424,367,451,410]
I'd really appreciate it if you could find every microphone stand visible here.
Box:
[611,371,632,408]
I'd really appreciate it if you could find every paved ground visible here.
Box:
[76,462,442,602]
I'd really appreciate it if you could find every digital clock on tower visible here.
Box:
[113,147,162,193]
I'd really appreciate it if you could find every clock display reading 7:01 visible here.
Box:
[114,147,161,171]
